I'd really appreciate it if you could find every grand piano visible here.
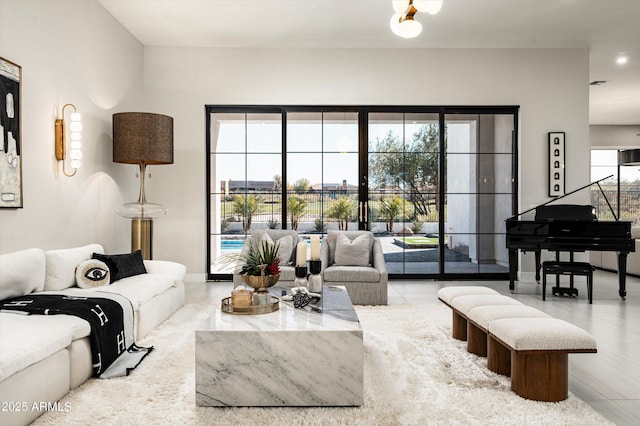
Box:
[506,176,635,300]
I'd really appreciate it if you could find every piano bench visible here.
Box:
[487,318,597,402]
[542,261,595,304]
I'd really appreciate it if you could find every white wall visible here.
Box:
[143,47,590,277]
[590,125,640,149]
[0,0,143,254]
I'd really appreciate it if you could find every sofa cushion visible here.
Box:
[80,273,176,309]
[334,233,370,266]
[323,265,381,283]
[92,250,146,283]
[0,312,90,382]
[0,248,46,300]
[75,259,110,288]
[44,244,104,291]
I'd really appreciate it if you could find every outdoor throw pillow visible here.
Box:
[75,259,110,288]
[92,250,147,283]
[334,233,370,266]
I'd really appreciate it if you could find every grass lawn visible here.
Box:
[400,236,439,245]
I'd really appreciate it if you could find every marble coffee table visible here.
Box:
[195,286,363,406]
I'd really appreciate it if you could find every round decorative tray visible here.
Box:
[221,296,279,315]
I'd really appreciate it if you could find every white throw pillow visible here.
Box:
[0,248,46,300]
[261,233,294,265]
[44,244,104,291]
[75,259,110,288]
[334,233,370,266]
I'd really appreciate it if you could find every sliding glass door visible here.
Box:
[207,106,517,280]
[443,113,514,275]
[367,112,441,274]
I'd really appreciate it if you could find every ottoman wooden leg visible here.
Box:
[467,322,487,357]
[487,335,511,376]
[452,310,467,341]
[511,351,568,402]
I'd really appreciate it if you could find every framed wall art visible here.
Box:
[0,56,22,208]
[548,132,565,197]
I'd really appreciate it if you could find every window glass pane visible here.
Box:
[247,113,282,153]
[590,149,640,221]
[288,112,322,152]
[211,113,245,153]
[322,112,358,153]
[369,113,404,153]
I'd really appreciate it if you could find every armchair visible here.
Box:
[321,230,388,305]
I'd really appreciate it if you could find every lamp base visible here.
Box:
[132,218,153,260]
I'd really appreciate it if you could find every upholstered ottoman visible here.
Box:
[437,286,499,307]
[447,295,522,341]
[488,317,597,402]
[465,305,550,357]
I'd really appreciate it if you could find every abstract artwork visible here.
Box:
[548,132,565,197]
[0,56,22,208]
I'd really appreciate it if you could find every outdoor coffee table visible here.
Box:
[195,286,363,406]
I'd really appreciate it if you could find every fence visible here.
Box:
[219,190,438,229]
[591,189,640,220]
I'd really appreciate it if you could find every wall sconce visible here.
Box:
[54,103,82,177]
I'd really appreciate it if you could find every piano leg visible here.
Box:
[535,250,541,284]
[508,249,517,293]
[617,252,628,301]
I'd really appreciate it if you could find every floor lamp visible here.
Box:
[113,112,173,259]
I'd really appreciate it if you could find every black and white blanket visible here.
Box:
[1,290,152,379]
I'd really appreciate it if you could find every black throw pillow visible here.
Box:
[92,250,147,283]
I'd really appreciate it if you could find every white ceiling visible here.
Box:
[98,0,640,125]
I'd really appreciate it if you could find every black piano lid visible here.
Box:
[509,174,617,221]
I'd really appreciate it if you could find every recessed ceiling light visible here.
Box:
[616,55,628,65]
[589,80,608,86]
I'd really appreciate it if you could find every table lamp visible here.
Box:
[112,112,173,259]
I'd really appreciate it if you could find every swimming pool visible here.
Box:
[220,238,317,251]
[220,240,246,251]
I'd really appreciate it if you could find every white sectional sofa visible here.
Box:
[0,244,186,426]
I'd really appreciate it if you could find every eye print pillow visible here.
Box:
[75,259,110,288]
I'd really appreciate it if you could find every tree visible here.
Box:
[287,196,308,230]
[368,125,441,216]
[380,196,403,233]
[327,197,354,230]
[232,194,261,231]
[292,178,311,194]
[273,174,282,191]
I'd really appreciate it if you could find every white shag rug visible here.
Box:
[34,303,611,426]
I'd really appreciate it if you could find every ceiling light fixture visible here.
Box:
[390,0,443,39]
[414,0,443,15]
[390,11,422,38]
[616,55,628,65]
